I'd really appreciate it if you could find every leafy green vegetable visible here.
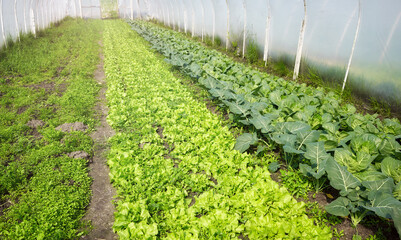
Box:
[362,178,395,200]
[268,162,280,173]
[249,115,275,133]
[106,20,332,239]
[326,158,361,196]
[304,142,331,168]
[234,133,258,153]
[325,197,350,217]
[381,157,401,183]
[130,19,401,236]
[363,192,401,219]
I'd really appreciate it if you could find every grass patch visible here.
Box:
[0,17,103,239]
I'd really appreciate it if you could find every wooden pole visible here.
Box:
[342,0,361,94]
[263,0,271,65]
[242,0,246,58]
[225,0,230,50]
[211,0,215,44]
[0,0,6,48]
[200,0,205,41]
[293,0,307,80]
[14,0,20,41]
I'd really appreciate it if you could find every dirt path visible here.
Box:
[82,41,117,240]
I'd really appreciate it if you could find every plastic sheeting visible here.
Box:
[0,0,69,47]
[120,0,401,105]
[1,0,400,105]
[350,0,401,104]
[81,0,101,19]
[0,0,101,49]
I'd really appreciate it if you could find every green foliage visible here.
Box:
[370,96,391,118]
[245,40,259,64]
[0,18,103,239]
[381,157,401,182]
[273,60,291,77]
[305,67,324,87]
[231,40,238,50]
[214,35,222,46]
[268,161,280,172]
[105,20,332,239]
[306,201,343,235]
[130,19,401,237]
[234,132,258,153]
[204,35,213,47]
[280,168,311,199]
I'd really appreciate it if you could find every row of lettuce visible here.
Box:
[103,20,332,239]
[130,20,401,235]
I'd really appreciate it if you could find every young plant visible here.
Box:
[246,40,259,64]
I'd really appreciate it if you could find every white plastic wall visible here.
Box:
[1,0,400,105]
[0,0,102,49]
[121,0,401,105]
[81,0,102,19]
[350,0,401,103]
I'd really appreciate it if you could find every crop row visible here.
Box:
[103,20,331,239]
[0,19,102,239]
[130,20,401,235]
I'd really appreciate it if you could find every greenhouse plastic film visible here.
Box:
[350,0,401,104]
[1,0,401,106]
[0,0,77,48]
[141,0,401,107]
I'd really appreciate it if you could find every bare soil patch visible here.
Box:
[24,81,55,93]
[56,122,88,132]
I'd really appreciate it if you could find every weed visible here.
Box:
[365,234,380,240]
[0,18,103,239]
[214,35,222,46]
[204,35,213,46]
[231,40,238,54]
[245,40,259,64]
[369,96,391,117]
[332,228,345,239]
[5,34,15,49]
[280,168,311,199]
[306,67,323,87]
[311,202,342,224]
[273,60,291,77]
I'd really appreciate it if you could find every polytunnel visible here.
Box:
[115,0,401,109]
[1,0,401,239]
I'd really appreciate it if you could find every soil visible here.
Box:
[67,151,90,161]
[187,191,199,207]
[27,119,45,128]
[24,81,55,93]
[57,82,68,97]
[17,106,28,114]
[334,218,374,240]
[81,42,117,240]
[26,120,45,140]
[56,122,88,132]
[0,198,11,217]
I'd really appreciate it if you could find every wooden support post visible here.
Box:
[342,0,361,94]
[293,0,307,80]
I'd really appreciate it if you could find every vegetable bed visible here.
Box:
[104,20,331,239]
[130,20,401,237]
[0,19,103,239]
